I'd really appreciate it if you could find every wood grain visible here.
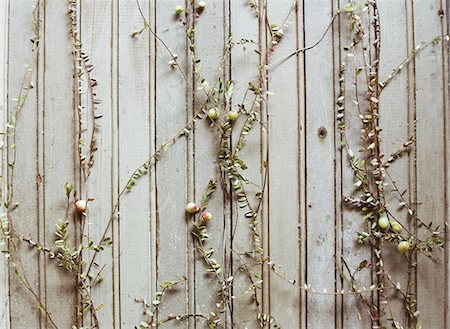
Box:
[414,1,447,327]
[0,0,10,327]
[43,0,78,326]
[117,0,152,327]
[193,0,231,327]
[229,0,264,327]
[303,1,337,327]
[338,4,374,328]
[80,0,116,327]
[1,1,449,328]
[266,1,301,327]
[154,0,190,325]
[7,0,42,326]
[377,0,411,325]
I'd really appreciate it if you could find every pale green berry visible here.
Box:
[275,29,284,38]
[397,241,410,254]
[228,110,239,121]
[175,5,184,15]
[377,214,389,230]
[390,221,402,233]
[185,202,199,214]
[208,108,218,120]
[197,1,206,10]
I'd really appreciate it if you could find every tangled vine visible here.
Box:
[0,1,446,329]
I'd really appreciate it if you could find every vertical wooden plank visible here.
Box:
[117,0,152,327]
[405,2,419,327]
[148,1,158,328]
[377,0,411,325]
[43,0,78,326]
[186,3,197,327]
[0,0,9,327]
[153,0,191,325]
[414,0,447,327]
[80,0,116,327]
[446,0,450,323]
[111,0,120,326]
[6,0,43,328]
[3,2,449,329]
[193,1,230,326]
[339,4,373,328]
[333,1,344,328]
[265,1,301,327]
[405,3,418,328]
[36,0,47,326]
[260,3,271,326]
[304,0,337,327]
[298,2,307,327]
[229,0,263,327]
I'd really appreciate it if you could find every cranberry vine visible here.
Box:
[0,1,446,329]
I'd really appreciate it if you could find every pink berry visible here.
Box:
[201,211,212,222]
[75,200,87,213]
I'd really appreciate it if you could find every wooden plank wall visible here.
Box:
[0,0,449,328]
[0,0,9,327]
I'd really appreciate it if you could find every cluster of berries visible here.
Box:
[185,202,212,222]
[377,213,410,254]
[175,1,207,15]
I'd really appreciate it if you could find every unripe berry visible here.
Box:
[75,200,87,213]
[377,214,389,230]
[275,29,284,38]
[228,110,239,121]
[390,221,402,233]
[201,211,212,222]
[208,108,218,120]
[185,202,199,214]
[397,241,410,254]
[175,5,184,15]
[197,1,207,10]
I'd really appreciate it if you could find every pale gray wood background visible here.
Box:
[0,0,449,328]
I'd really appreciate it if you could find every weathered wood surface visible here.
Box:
[0,0,9,327]
[1,0,449,328]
